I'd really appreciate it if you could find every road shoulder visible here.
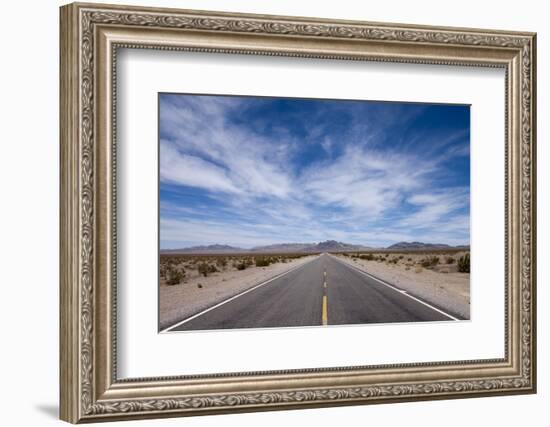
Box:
[160,255,318,331]
[331,254,470,320]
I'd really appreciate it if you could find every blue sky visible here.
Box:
[159,93,470,249]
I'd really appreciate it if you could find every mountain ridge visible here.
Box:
[387,241,470,250]
[161,240,468,254]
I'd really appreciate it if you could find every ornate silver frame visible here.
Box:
[60,2,537,423]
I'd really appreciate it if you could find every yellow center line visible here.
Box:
[322,295,328,326]
[322,269,328,326]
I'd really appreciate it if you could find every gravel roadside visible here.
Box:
[160,255,317,330]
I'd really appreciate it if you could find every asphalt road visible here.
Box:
[168,253,457,332]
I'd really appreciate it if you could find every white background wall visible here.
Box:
[0,0,546,425]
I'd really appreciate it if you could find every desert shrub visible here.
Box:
[208,264,218,273]
[234,262,247,271]
[360,254,374,261]
[390,257,399,264]
[198,262,210,277]
[216,257,228,269]
[458,253,470,273]
[399,255,404,259]
[446,256,455,264]
[421,256,439,268]
[415,266,423,273]
[166,268,185,286]
[255,257,270,267]
[407,257,412,261]
[197,283,203,289]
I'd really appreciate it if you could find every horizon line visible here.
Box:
[160,240,472,251]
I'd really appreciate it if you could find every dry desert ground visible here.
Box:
[159,250,470,330]
[159,253,316,330]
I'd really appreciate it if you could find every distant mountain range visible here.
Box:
[388,241,470,250]
[161,240,371,254]
[162,244,243,253]
[161,240,468,254]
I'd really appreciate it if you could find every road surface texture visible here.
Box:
[167,253,459,332]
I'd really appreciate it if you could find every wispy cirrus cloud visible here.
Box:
[159,94,470,248]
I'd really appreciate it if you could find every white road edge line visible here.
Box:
[328,254,460,321]
[161,254,321,333]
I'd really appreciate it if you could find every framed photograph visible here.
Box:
[60,2,537,423]
[158,94,470,333]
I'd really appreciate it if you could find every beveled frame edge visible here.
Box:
[59,2,536,423]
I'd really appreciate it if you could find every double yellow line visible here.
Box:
[322,270,328,326]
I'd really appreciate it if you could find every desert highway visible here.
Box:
[165,253,460,332]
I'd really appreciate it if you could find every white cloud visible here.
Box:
[300,146,433,217]
[159,95,470,248]
[403,188,469,228]
[160,96,293,199]
[160,141,241,194]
